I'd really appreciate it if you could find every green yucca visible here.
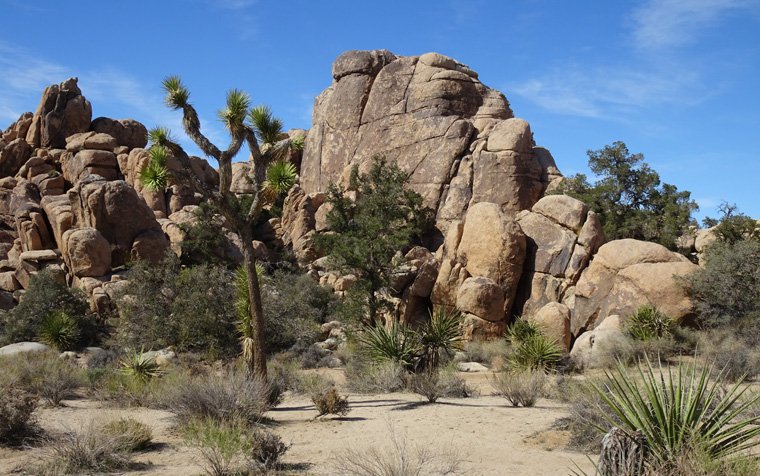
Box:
[161,75,190,109]
[217,89,251,135]
[234,264,266,376]
[627,305,676,341]
[248,105,283,145]
[592,357,760,465]
[508,332,563,373]
[359,323,421,369]
[139,146,170,191]
[264,160,297,198]
[38,310,80,351]
[420,308,462,371]
[505,317,541,344]
[119,348,163,382]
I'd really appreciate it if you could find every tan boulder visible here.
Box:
[41,195,73,250]
[64,227,111,277]
[531,195,589,231]
[569,327,631,370]
[456,276,505,322]
[461,313,507,341]
[0,138,32,177]
[64,149,118,183]
[528,302,572,351]
[431,259,469,310]
[572,239,697,334]
[456,202,525,315]
[230,162,254,194]
[65,132,118,152]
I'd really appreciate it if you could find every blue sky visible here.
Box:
[1,0,759,223]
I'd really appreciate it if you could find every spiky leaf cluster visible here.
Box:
[248,105,284,145]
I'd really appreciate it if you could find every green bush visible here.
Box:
[115,254,238,356]
[178,202,237,268]
[0,269,95,347]
[118,348,163,382]
[683,239,760,331]
[505,318,541,344]
[38,310,80,351]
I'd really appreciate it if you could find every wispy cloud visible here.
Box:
[209,0,257,10]
[508,64,702,119]
[630,0,757,50]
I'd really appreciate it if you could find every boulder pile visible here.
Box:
[0,52,700,358]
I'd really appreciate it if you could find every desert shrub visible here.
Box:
[345,360,407,394]
[408,371,442,403]
[697,329,760,382]
[178,201,237,268]
[94,368,161,407]
[162,371,270,425]
[436,363,475,398]
[491,370,545,407]
[508,332,563,372]
[249,429,290,469]
[683,239,760,331]
[409,365,474,403]
[4,352,84,406]
[115,254,238,357]
[261,270,338,353]
[589,357,760,469]
[313,386,350,417]
[359,322,421,369]
[458,339,511,367]
[45,422,131,474]
[0,269,95,347]
[554,376,619,453]
[626,305,675,341]
[0,384,39,446]
[102,417,153,451]
[182,418,290,476]
[333,421,461,476]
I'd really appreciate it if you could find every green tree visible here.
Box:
[140,77,298,380]
[312,155,433,324]
[702,202,760,245]
[553,141,697,250]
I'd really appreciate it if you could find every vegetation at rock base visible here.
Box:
[140,77,300,380]
[625,305,675,341]
[0,269,95,348]
[551,141,698,251]
[312,154,434,324]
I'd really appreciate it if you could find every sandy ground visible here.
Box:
[0,369,596,476]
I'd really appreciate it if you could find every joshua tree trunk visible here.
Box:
[240,227,267,381]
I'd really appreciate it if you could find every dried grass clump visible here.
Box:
[0,384,40,446]
[491,370,545,407]
[102,417,153,451]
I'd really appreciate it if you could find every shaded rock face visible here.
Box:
[25,78,92,149]
[301,50,557,238]
[514,194,604,319]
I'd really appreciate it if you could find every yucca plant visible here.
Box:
[263,160,297,203]
[627,305,676,341]
[508,332,563,373]
[505,317,541,344]
[118,348,163,382]
[419,308,462,372]
[38,310,80,351]
[234,263,267,378]
[359,323,421,370]
[591,356,760,468]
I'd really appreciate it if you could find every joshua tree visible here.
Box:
[140,76,299,381]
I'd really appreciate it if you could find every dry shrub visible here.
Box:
[249,429,290,469]
[44,422,131,474]
[2,352,83,406]
[409,371,442,403]
[313,387,350,417]
[333,420,461,476]
[490,370,545,407]
[458,339,511,367]
[408,366,474,403]
[94,368,161,408]
[345,360,406,394]
[102,417,153,452]
[0,384,40,446]
[553,376,618,453]
[163,371,270,425]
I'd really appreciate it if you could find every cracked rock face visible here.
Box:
[301,50,559,237]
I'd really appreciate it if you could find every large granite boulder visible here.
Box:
[89,117,148,150]
[25,78,92,149]
[301,50,559,238]
[67,176,167,267]
[571,239,698,334]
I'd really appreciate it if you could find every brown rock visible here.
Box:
[462,313,507,341]
[64,149,118,183]
[529,302,572,351]
[25,78,92,149]
[456,276,505,322]
[431,259,469,310]
[0,138,32,177]
[64,227,111,277]
[90,117,148,150]
[456,202,525,315]
[531,195,589,231]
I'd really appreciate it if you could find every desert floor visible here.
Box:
[0,369,596,476]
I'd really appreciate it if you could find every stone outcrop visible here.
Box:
[571,239,698,334]
[514,195,604,318]
[25,78,91,149]
[301,50,559,239]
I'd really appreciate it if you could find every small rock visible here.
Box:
[457,361,490,372]
[0,341,51,356]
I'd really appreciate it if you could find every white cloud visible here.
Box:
[508,64,701,119]
[630,0,758,50]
